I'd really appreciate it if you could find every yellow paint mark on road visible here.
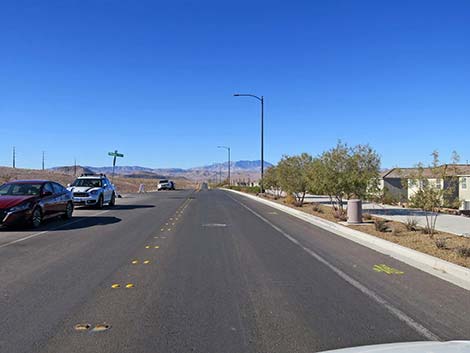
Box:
[145,245,151,249]
[143,260,151,264]
[167,228,171,231]
[160,228,164,231]
[92,324,111,332]
[373,264,404,275]
[131,260,139,264]
[74,323,91,331]
[125,283,135,288]
[111,284,120,289]
[154,246,160,249]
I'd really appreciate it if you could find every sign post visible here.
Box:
[108,150,124,181]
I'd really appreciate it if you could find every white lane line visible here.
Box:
[0,210,109,249]
[227,194,441,341]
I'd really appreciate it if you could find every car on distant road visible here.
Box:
[157,179,175,191]
[67,174,116,208]
[0,180,73,228]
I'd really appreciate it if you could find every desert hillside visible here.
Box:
[0,166,195,193]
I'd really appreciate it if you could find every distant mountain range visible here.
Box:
[51,160,272,181]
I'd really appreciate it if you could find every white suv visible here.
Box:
[67,174,116,208]
[157,179,175,191]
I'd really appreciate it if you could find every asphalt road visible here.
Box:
[0,188,469,353]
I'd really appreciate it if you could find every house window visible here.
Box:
[462,177,468,190]
[436,179,442,189]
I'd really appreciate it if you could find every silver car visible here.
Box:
[67,174,116,208]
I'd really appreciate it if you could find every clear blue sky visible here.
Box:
[1,0,469,169]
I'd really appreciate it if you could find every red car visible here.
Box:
[0,180,74,228]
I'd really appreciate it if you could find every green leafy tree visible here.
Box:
[315,142,380,211]
[409,151,460,237]
[277,153,313,206]
[263,166,282,198]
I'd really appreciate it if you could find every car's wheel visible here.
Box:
[96,195,104,209]
[63,202,73,219]
[109,193,116,206]
[31,208,42,228]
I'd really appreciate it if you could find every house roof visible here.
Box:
[383,164,470,179]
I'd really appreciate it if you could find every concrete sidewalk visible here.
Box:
[267,191,470,237]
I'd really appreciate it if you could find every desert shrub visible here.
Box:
[228,185,260,194]
[456,246,470,258]
[244,186,261,194]
[285,194,296,205]
[434,238,448,249]
[311,202,323,213]
[405,217,418,232]
[390,226,399,236]
[332,208,347,221]
[421,225,437,237]
[374,219,388,232]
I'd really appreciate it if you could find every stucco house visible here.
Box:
[380,164,470,209]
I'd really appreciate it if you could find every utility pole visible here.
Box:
[42,151,45,170]
[12,146,16,168]
[74,158,77,176]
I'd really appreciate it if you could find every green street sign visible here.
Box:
[108,151,124,157]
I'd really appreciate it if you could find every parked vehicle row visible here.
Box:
[0,174,117,228]
[1,174,179,228]
[0,180,74,228]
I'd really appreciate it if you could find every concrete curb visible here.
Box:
[223,188,470,291]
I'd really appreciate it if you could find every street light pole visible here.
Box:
[233,93,264,193]
[217,146,231,186]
